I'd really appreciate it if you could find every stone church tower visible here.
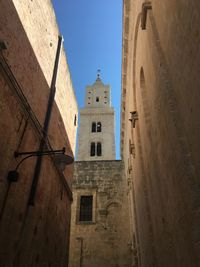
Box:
[69,76,131,267]
[77,74,115,161]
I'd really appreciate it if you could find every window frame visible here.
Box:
[76,190,97,225]
[79,195,93,222]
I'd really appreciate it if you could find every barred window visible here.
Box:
[79,196,93,221]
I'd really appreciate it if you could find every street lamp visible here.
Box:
[7,147,74,182]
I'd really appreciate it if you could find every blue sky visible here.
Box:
[52,1,122,159]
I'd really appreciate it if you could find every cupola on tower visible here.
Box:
[77,73,116,160]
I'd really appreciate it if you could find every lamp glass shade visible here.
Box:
[54,154,74,171]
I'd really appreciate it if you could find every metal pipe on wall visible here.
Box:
[28,35,63,205]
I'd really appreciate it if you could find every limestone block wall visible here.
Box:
[121,0,200,267]
[10,0,78,153]
[0,1,78,266]
[69,160,132,267]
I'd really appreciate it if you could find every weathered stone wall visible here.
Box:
[121,0,200,267]
[0,1,78,266]
[69,160,132,267]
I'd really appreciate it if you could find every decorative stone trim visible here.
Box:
[128,158,132,173]
[129,111,139,128]
[129,140,135,157]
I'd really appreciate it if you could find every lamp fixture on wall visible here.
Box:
[7,147,74,182]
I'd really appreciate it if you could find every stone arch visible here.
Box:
[132,12,142,110]
[103,200,123,234]
[104,199,122,210]
[139,67,152,133]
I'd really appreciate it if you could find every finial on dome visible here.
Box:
[96,69,101,81]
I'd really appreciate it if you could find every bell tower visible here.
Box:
[77,72,116,160]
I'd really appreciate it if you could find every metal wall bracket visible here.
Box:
[141,2,152,30]
[129,111,138,128]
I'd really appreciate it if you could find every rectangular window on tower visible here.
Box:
[79,195,93,222]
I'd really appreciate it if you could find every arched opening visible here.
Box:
[90,142,95,156]
[97,142,102,156]
[97,122,101,132]
[92,122,96,132]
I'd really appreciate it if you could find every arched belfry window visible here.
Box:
[90,142,95,156]
[97,142,102,156]
[97,122,101,132]
[90,142,102,157]
[92,122,96,132]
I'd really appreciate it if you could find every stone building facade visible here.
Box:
[0,1,78,266]
[121,1,200,267]
[69,78,131,267]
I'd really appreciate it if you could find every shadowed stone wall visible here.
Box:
[0,1,78,266]
[121,0,200,267]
